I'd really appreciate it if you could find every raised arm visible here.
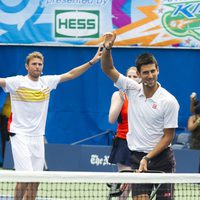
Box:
[59,46,102,83]
[0,78,6,88]
[109,91,124,124]
[190,92,197,114]
[101,32,120,83]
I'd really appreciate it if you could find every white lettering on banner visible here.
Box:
[90,154,111,166]
[42,0,109,6]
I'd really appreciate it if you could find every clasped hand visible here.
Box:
[103,32,117,50]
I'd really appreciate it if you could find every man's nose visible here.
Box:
[147,72,153,78]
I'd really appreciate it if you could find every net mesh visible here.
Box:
[0,171,199,200]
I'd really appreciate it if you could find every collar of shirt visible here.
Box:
[138,82,162,103]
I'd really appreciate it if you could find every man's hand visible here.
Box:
[190,92,197,103]
[103,32,116,50]
[89,46,103,65]
[101,31,120,83]
[138,157,148,172]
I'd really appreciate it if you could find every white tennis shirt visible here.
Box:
[4,75,61,136]
[115,74,179,153]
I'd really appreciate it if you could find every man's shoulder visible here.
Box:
[40,75,61,89]
[40,75,60,80]
[160,87,176,99]
[6,75,24,82]
[159,87,178,104]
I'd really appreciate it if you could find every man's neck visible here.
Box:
[27,74,39,82]
[144,83,159,98]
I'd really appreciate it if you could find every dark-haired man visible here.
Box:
[101,32,179,200]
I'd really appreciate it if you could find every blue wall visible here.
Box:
[3,142,200,173]
[0,45,200,144]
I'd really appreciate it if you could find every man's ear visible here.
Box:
[137,71,141,78]
[25,64,28,71]
[157,66,159,75]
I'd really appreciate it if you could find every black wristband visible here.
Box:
[142,156,151,163]
[103,43,111,50]
[88,61,93,66]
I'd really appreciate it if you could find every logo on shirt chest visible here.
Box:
[152,103,157,109]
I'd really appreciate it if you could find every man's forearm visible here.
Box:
[101,49,119,82]
[101,32,120,82]
[60,62,92,83]
[101,49,114,73]
[145,129,174,160]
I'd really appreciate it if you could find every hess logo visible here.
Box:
[55,10,99,38]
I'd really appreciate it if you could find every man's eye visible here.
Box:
[32,63,42,66]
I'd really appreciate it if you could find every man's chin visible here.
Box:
[146,82,156,87]
[31,73,41,79]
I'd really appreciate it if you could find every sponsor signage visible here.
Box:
[55,10,99,38]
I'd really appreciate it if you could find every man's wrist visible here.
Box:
[142,156,151,163]
[88,61,93,66]
[103,43,112,50]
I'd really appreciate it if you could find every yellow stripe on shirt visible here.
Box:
[12,87,50,102]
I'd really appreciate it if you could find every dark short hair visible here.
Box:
[136,53,158,72]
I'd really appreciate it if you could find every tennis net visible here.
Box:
[0,170,199,200]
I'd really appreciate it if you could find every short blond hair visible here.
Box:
[26,51,44,65]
